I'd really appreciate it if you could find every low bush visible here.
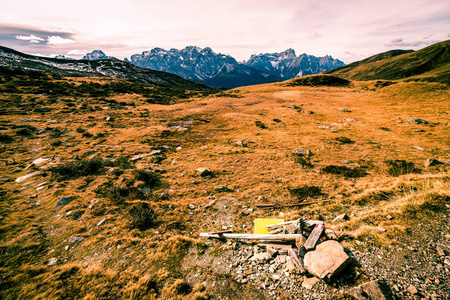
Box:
[322,165,368,178]
[385,160,422,176]
[255,121,267,129]
[132,169,160,187]
[127,202,157,230]
[52,158,105,180]
[335,136,355,144]
[288,185,324,199]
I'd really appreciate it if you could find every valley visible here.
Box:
[0,65,448,299]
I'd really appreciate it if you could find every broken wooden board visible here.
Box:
[288,248,306,274]
[200,233,304,241]
[304,223,325,251]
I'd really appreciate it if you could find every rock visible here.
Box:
[105,115,114,121]
[196,167,213,177]
[48,257,58,266]
[436,246,446,256]
[406,285,418,295]
[412,146,424,151]
[214,185,231,192]
[284,260,297,272]
[234,140,247,147]
[352,280,394,300]
[32,157,50,165]
[97,219,106,226]
[424,158,443,167]
[188,203,197,209]
[406,117,428,124]
[68,236,85,243]
[251,252,271,262]
[287,105,300,109]
[205,200,216,208]
[304,240,351,282]
[302,277,321,290]
[338,108,351,112]
[293,148,311,156]
[15,171,41,183]
[55,196,77,208]
[131,151,161,161]
[333,213,349,222]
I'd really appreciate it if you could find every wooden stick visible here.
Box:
[200,233,305,241]
[265,219,300,228]
[255,201,317,208]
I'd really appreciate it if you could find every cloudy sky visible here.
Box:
[0,0,449,63]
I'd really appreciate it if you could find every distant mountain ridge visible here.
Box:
[327,40,450,84]
[244,49,345,78]
[0,46,217,92]
[82,50,114,60]
[111,46,344,88]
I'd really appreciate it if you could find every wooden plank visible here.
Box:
[200,233,304,241]
[288,248,306,274]
[266,219,300,228]
[304,223,325,251]
[207,230,232,235]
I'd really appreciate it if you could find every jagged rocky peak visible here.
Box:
[82,50,110,60]
[280,48,297,58]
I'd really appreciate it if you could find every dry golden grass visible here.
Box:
[0,75,448,299]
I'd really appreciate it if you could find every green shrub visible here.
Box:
[288,185,324,199]
[127,202,157,230]
[255,121,267,129]
[52,158,105,180]
[322,165,368,178]
[335,137,355,144]
[132,169,160,187]
[385,160,421,176]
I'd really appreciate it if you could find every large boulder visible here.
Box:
[304,240,350,282]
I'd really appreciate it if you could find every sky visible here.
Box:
[0,0,449,64]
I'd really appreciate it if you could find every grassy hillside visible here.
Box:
[0,72,449,299]
[328,40,450,84]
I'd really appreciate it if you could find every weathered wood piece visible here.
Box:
[256,202,317,208]
[304,223,325,251]
[207,230,232,235]
[288,248,306,274]
[199,233,304,241]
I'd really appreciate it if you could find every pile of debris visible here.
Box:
[201,219,394,299]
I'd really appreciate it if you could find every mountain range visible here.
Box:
[0,46,217,92]
[122,46,344,88]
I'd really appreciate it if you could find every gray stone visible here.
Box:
[333,213,349,222]
[251,252,272,262]
[48,257,58,266]
[304,240,351,282]
[55,196,77,207]
[196,167,213,177]
[424,158,443,167]
[352,280,394,300]
[214,185,231,192]
[97,219,106,226]
[406,117,428,124]
[15,171,41,183]
[407,285,418,295]
[68,236,85,243]
[302,277,321,290]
